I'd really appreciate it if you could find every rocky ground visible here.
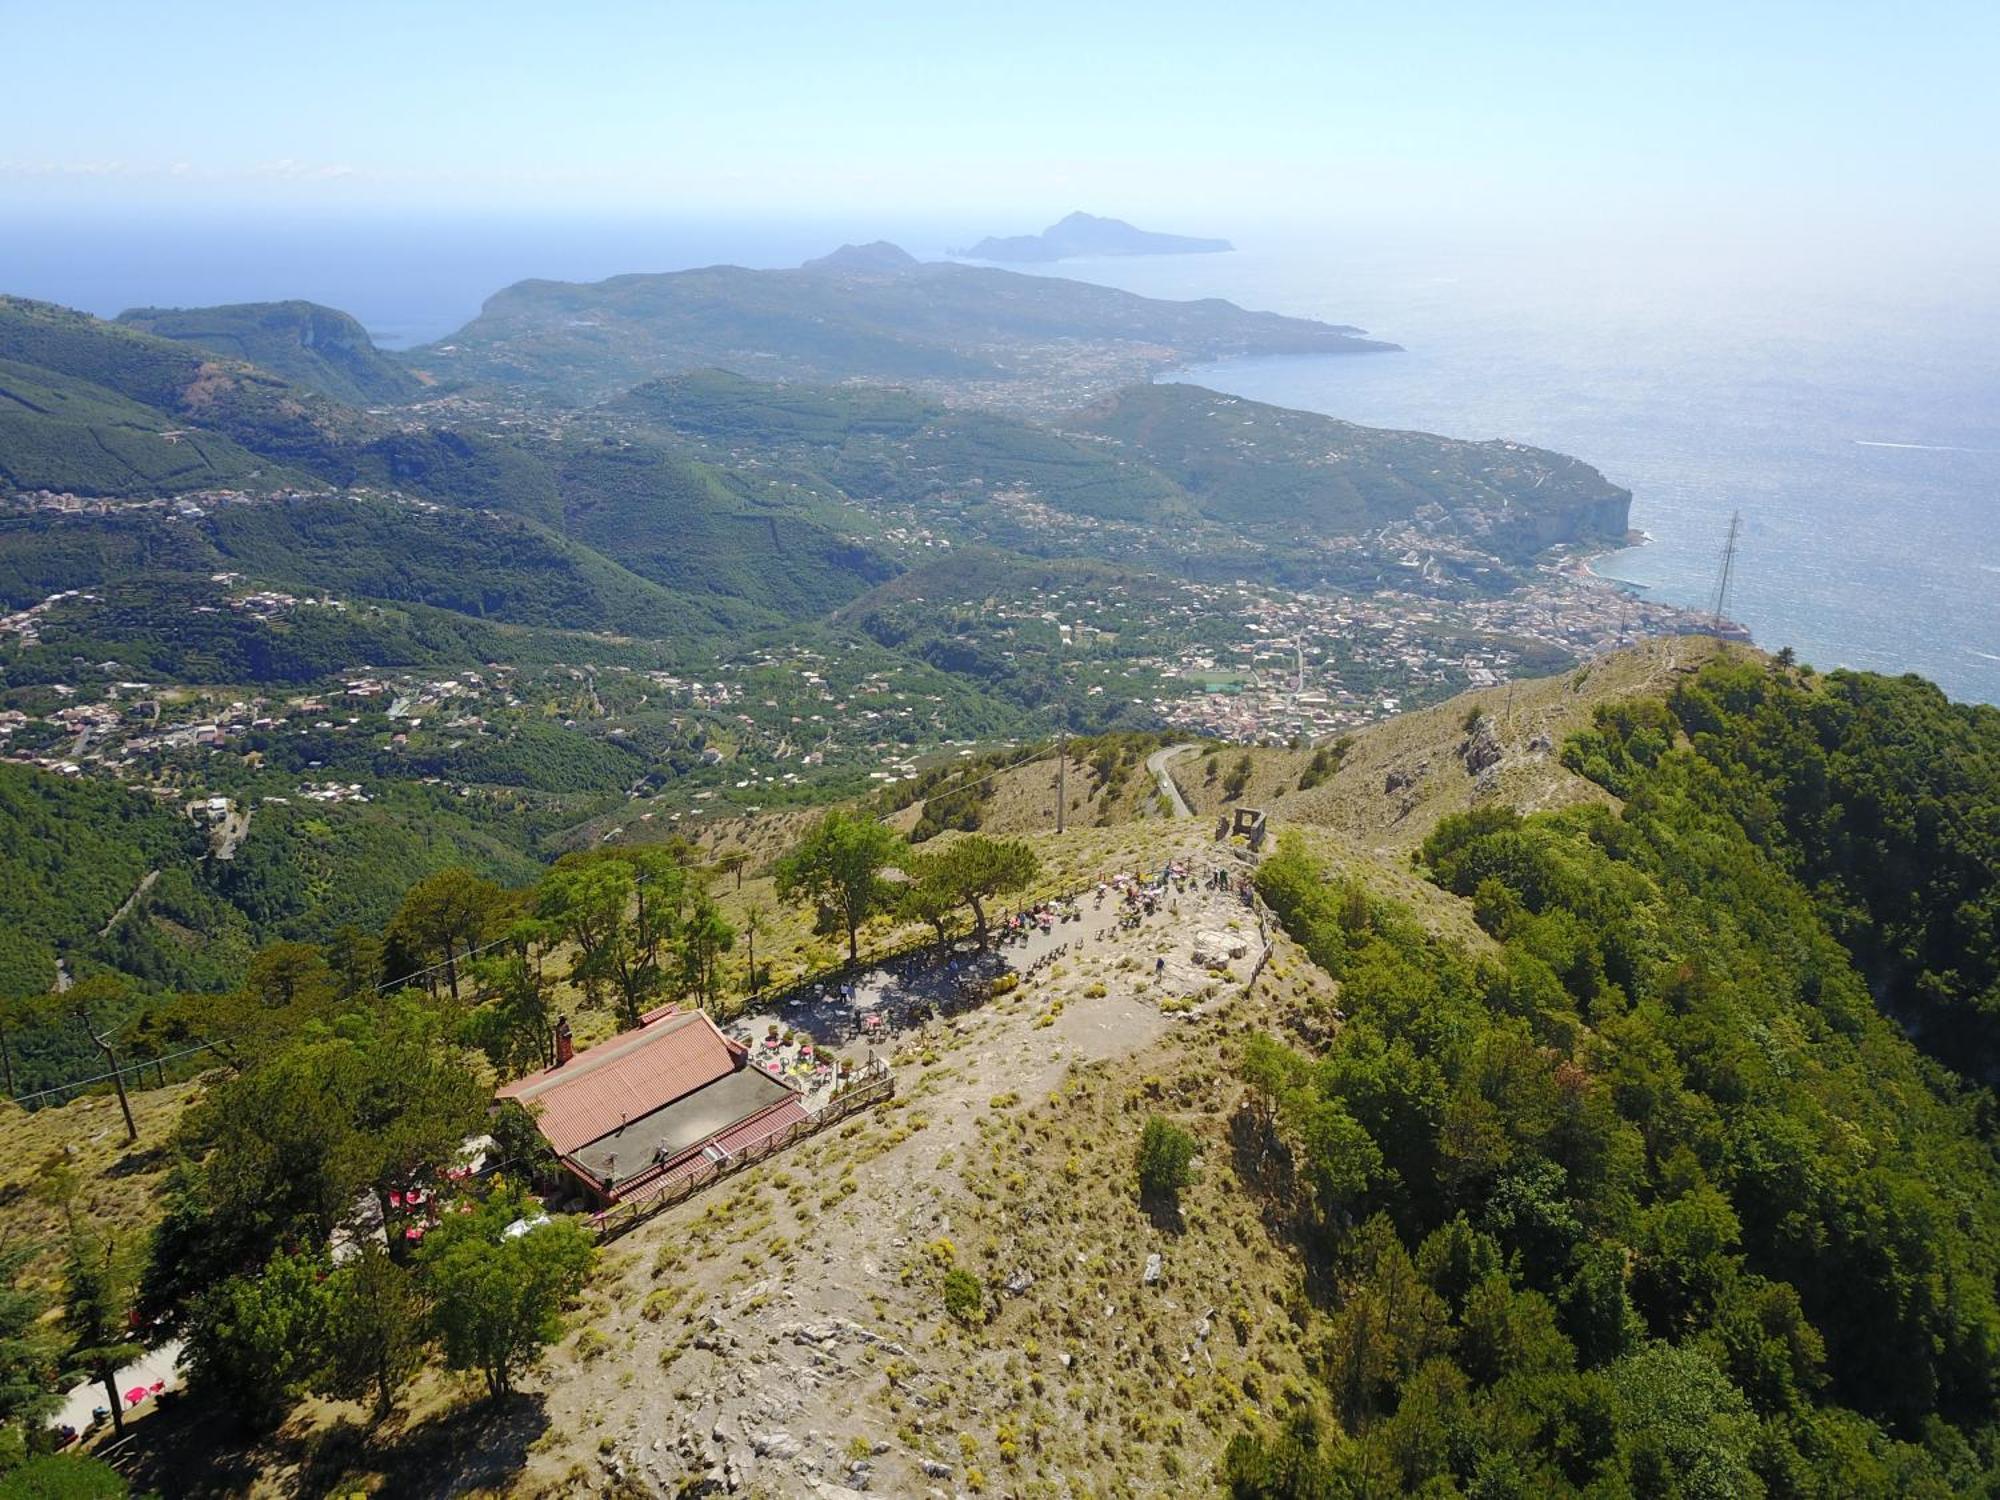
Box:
[499,821,1315,1498]
[1178,635,1744,856]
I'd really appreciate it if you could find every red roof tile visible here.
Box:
[497,1010,742,1156]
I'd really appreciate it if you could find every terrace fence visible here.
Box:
[590,1059,895,1240]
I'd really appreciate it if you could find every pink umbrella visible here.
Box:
[124,1387,148,1406]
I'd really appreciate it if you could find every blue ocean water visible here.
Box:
[0,211,967,349]
[3,216,1994,703]
[1019,240,2000,706]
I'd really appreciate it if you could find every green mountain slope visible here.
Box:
[349,427,565,527]
[1068,382,1632,552]
[0,305,902,627]
[0,760,544,1096]
[555,437,897,618]
[116,301,423,406]
[0,762,208,998]
[0,577,689,686]
[1231,655,2000,1493]
[0,295,357,475]
[411,256,1394,405]
[608,369,1189,524]
[616,370,1630,558]
[0,356,280,495]
[0,494,768,639]
[1564,657,2000,1080]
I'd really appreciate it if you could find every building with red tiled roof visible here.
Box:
[497,1007,804,1207]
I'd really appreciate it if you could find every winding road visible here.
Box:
[1145,743,1198,819]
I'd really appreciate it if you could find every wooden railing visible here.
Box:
[590,1063,895,1240]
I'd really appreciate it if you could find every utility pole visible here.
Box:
[1055,731,1067,835]
[80,1013,137,1145]
[1709,510,1742,634]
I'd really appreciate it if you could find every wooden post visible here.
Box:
[85,1024,137,1144]
[1056,732,1067,835]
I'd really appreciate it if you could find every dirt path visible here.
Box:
[99,870,159,938]
[521,829,1267,1497]
[212,807,252,860]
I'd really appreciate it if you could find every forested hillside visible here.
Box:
[116,301,423,406]
[1069,382,1632,555]
[1564,657,2000,1081]
[0,357,281,496]
[0,296,354,476]
[0,765,203,997]
[1229,655,2000,1496]
[0,759,549,1098]
[0,496,770,639]
[409,253,1393,405]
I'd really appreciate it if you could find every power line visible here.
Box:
[6,1039,223,1106]
[13,744,1072,1106]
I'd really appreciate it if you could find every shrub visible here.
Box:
[942,1267,987,1327]
[1222,754,1253,800]
[1136,1116,1199,1205]
[640,1287,685,1322]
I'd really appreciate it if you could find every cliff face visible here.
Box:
[116,300,421,406]
[1478,488,1632,556]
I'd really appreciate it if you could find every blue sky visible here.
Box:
[3,0,1996,243]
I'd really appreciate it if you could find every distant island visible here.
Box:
[801,241,921,274]
[957,211,1233,263]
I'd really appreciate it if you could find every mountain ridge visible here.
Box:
[115,300,423,406]
[408,254,1389,409]
[959,210,1234,262]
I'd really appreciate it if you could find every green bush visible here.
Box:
[941,1266,986,1327]
[1136,1116,1198,1205]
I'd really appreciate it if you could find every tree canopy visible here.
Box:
[774,811,906,964]
[1229,661,2000,1495]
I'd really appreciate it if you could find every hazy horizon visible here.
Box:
[5,0,1997,258]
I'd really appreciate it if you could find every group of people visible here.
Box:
[1001,898,1081,942]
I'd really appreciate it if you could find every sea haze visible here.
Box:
[1026,236,2000,707]
[4,215,1992,704]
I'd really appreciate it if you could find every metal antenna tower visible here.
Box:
[1709,511,1742,632]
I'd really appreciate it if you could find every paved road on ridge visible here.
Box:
[1145,743,1198,819]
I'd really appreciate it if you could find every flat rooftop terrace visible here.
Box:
[571,1063,798,1189]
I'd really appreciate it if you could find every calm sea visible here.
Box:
[1022,239,2000,707]
[5,215,1994,704]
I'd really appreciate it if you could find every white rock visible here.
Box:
[753,1430,803,1460]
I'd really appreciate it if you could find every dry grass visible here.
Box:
[1181,637,1747,858]
[0,1082,200,1291]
